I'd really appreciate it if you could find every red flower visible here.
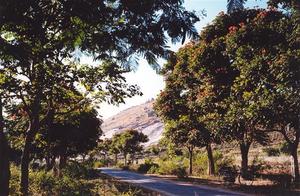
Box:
[239,22,245,28]
[257,11,268,19]
[268,6,277,12]
[228,26,238,33]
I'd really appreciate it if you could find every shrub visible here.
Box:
[122,165,130,170]
[116,162,125,168]
[216,156,234,173]
[218,165,238,183]
[115,162,130,170]
[280,142,291,155]
[94,160,104,168]
[10,162,148,195]
[54,175,84,195]
[148,165,159,174]
[9,164,21,195]
[193,153,208,175]
[174,149,183,156]
[249,155,265,178]
[137,159,159,174]
[156,157,187,177]
[62,161,91,179]
[28,168,91,195]
[174,167,187,178]
[193,150,233,176]
[157,159,177,175]
[29,170,57,194]
[93,158,112,168]
[263,147,281,156]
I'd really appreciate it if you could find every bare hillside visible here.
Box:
[101,100,163,146]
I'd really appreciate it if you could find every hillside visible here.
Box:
[101,99,164,146]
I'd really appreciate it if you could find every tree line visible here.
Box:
[98,129,148,167]
[154,1,300,182]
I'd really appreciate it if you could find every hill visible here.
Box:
[101,100,163,146]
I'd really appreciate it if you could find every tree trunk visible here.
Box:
[20,129,35,196]
[58,154,67,177]
[0,98,10,196]
[240,142,250,177]
[131,153,135,165]
[124,153,127,166]
[104,153,109,167]
[20,118,40,195]
[20,125,35,196]
[188,147,193,175]
[20,91,41,196]
[291,144,299,182]
[45,156,55,171]
[206,144,215,175]
[45,156,50,170]
[114,153,118,165]
[82,154,86,161]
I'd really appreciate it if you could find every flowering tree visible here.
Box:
[156,7,299,180]
[225,8,300,181]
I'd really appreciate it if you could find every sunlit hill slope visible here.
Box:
[101,100,163,146]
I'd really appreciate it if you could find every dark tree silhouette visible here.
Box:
[227,0,245,13]
[0,97,10,196]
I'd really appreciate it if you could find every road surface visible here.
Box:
[100,168,248,196]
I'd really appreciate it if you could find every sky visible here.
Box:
[84,0,268,119]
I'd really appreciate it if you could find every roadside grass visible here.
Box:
[9,161,157,196]
[111,143,300,196]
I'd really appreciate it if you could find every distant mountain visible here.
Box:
[101,99,164,146]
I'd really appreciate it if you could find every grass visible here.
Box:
[9,161,158,196]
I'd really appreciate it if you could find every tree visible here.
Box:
[268,0,300,15]
[164,118,210,175]
[195,9,297,178]
[0,1,199,194]
[36,107,102,173]
[154,87,214,175]
[195,9,274,177]
[156,8,298,179]
[95,138,112,166]
[111,129,148,166]
[224,8,299,181]
[154,44,217,175]
[227,0,245,13]
[6,99,102,172]
[221,99,269,177]
[109,139,121,165]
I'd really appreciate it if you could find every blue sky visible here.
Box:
[96,0,268,119]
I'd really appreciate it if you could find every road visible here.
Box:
[100,168,248,196]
